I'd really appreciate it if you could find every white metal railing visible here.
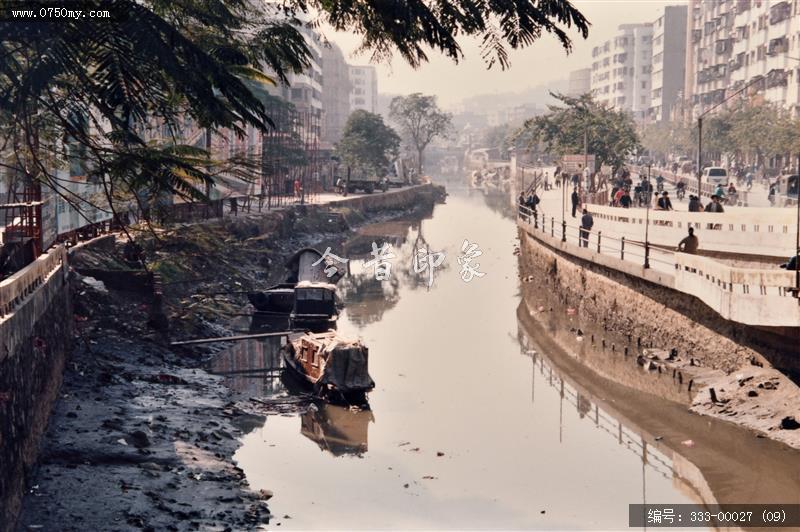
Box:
[517,205,800,327]
[631,165,750,205]
[0,245,67,320]
[583,203,796,256]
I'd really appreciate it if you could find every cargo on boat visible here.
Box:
[282,331,374,404]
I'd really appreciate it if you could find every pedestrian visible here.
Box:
[555,173,562,188]
[677,227,699,254]
[613,186,624,206]
[620,189,632,208]
[544,172,550,191]
[526,191,540,213]
[656,191,673,211]
[293,178,301,200]
[571,187,580,218]
[580,208,593,247]
[704,195,725,213]
[688,194,702,212]
[518,192,525,206]
[768,184,776,206]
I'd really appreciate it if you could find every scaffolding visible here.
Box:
[260,100,321,210]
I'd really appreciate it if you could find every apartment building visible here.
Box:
[567,68,592,96]
[650,5,688,122]
[590,23,654,119]
[349,65,378,113]
[321,42,352,144]
[687,0,800,119]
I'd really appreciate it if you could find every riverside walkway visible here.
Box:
[517,202,799,328]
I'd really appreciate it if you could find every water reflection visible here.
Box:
[208,333,284,397]
[224,191,797,530]
[300,404,374,457]
[337,219,450,328]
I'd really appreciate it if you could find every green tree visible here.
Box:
[641,121,691,161]
[727,103,798,167]
[519,92,641,173]
[337,110,400,176]
[1,0,588,211]
[389,93,452,173]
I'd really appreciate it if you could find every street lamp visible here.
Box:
[644,163,651,269]
[696,75,765,195]
[795,153,799,300]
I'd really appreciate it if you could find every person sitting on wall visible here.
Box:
[677,227,699,254]
[780,254,798,271]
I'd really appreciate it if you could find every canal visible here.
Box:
[211,188,799,530]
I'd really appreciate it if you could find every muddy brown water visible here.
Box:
[211,190,800,530]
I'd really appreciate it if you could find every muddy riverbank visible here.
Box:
[517,227,800,449]
[15,187,444,531]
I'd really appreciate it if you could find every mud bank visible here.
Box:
[515,299,800,514]
[517,230,800,449]
[15,185,444,531]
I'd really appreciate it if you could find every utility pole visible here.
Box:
[644,163,651,269]
[696,116,703,196]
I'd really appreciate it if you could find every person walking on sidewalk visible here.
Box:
[571,188,580,217]
[580,208,594,247]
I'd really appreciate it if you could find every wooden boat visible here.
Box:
[282,331,374,404]
[247,283,296,314]
[289,281,340,331]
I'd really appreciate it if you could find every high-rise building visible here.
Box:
[321,42,352,144]
[349,65,378,113]
[686,0,800,120]
[567,68,592,96]
[590,24,654,119]
[650,5,688,122]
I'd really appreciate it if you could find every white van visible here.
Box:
[703,167,728,186]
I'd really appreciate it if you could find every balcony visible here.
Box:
[770,1,790,25]
[729,53,745,72]
[715,38,733,55]
[767,37,788,56]
[736,0,751,13]
[766,69,788,88]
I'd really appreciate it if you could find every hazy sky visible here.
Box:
[325,1,687,109]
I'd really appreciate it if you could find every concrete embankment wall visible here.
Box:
[326,184,445,214]
[0,252,71,532]
[518,230,799,375]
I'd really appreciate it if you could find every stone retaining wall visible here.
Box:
[518,229,800,375]
[0,260,71,531]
